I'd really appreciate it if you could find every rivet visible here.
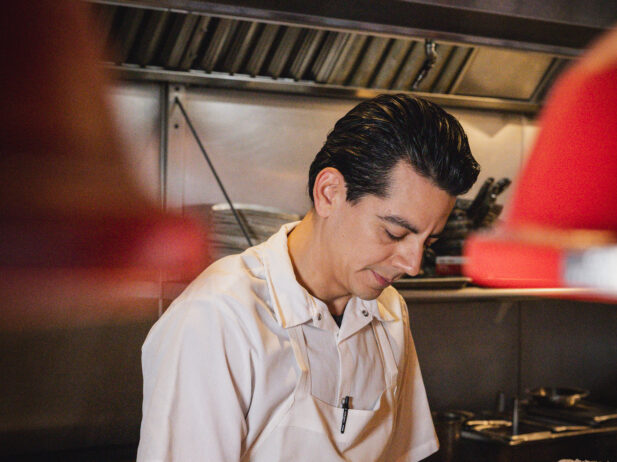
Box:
[361,309,369,317]
[317,313,322,321]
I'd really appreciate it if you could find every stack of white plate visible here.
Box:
[189,203,301,259]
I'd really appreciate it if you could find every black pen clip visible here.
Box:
[340,396,350,433]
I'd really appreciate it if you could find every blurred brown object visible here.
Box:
[0,1,143,217]
[0,1,210,330]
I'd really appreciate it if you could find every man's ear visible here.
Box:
[312,168,346,218]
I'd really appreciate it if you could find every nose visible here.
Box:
[391,239,424,277]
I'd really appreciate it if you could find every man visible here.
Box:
[137,94,480,461]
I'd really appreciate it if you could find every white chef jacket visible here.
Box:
[137,222,438,462]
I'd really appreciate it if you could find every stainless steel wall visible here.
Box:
[409,299,617,412]
[109,81,162,203]
[166,85,537,215]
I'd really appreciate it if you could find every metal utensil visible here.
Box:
[472,177,511,228]
[428,410,473,462]
[526,387,590,407]
[512,398,520,435]
[466,177,494,223]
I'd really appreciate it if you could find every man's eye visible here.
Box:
[385,230,405,241]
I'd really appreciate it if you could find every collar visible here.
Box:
[261,222,314,328]
[260,222,398,329]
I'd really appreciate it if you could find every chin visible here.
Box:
[353,284,385,301]
[350,270,389,300]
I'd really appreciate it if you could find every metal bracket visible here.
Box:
[411,39,438,90]
[172,95,254,247]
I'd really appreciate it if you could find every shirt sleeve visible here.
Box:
[137,297,253,462]
[383,298,439,462]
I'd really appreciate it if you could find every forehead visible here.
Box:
[361,162,455,225]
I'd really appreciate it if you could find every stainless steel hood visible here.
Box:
[90,1,614,113]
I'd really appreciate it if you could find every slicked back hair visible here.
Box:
[308,94,480,204]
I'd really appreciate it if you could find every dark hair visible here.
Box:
[308,94,480,203]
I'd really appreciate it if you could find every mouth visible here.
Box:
[371,270,392,288]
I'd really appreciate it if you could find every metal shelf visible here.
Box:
[398,287,595,303]
[153,281,595,304]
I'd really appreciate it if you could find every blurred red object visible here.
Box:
[464,28,617,298]
[0,1,210,329]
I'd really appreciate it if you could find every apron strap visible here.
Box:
[371,320,398,389]
[287,325,311,394]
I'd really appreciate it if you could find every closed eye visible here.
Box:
[385,229,406,241]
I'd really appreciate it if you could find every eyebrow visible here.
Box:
[378,215,442,239]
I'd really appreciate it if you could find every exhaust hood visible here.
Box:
[90,0,614,113]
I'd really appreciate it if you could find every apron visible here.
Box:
[243,318,399,462]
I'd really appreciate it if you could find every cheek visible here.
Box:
[334,214,391,268]
[370,246,395,266]
[356,239,395,269]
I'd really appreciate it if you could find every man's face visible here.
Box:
[326,161,456,300]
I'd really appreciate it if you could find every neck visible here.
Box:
[287,211,351,315]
